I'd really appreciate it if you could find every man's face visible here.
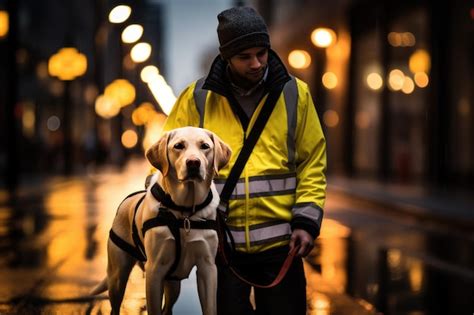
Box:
[228,47,268,85]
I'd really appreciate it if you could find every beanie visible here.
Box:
[217,7,270,60]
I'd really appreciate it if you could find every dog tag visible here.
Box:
[184,217,191,234]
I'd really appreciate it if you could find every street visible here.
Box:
[0,158,472,314]
[321,184,474,314]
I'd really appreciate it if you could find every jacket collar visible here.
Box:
[202,49,291,97]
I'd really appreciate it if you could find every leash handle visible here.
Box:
[216,210,300,289]
[228,245,301,289]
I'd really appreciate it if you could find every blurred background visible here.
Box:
[0,0,473,314]
[1,0,474,189]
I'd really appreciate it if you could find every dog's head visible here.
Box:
[146,127,232,183]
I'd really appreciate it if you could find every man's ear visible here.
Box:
[209,132,232,175]
[146,132,171,176]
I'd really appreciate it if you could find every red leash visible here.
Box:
[228,245,299,289]
[217,213,300,289]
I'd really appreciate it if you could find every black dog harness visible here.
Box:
[109,183,218,279]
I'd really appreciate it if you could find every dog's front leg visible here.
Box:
[162,280,181,315]
[196,260,217,315]
[145,232,175,315]
[145,267,166,315]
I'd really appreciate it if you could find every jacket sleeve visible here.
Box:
[291,79,327,239]
[162,81,201,132]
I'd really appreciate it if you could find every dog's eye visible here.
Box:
[173,143,185,150]
[200,143,211,150]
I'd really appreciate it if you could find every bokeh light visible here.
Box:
[22,105,35,137]
[147,75,176,115]
[48,47,87,81]
[140,65,160,83]
[401,76,415,94]
[388,69,405,91]
[109,5,131,24]
[121,129,138,148]
[104,79,136,107]
[131,42,152,63]
[322,72,338,89]
[0,11,8,38]
[414,72,429,88]
[388,32,416,47]
[366,73,383,90]
[311,28,337,48]
[122,24,143,43]
[47,116,61,131]
[132,102,156,126]
[409,49,431,73]
[323,110,340,128]
[288,50,311,69]
[95,94,121,118]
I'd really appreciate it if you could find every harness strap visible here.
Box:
[108,189,217,279]
[109,191,147,262]
[132,194,147,259]
[143,212,218,234]
[217,80,289,216]
[109,229,147,261]
[283,75,298,170]
[142,210,217,279]
[116,189,147,211]
[165,211,181,280]
[150,183,214,213]
[214,78,298,288]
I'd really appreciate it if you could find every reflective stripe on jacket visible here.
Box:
[162,52,326,253]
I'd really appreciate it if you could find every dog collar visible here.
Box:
[150,183,214,213]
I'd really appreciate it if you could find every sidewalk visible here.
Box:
[328,176,474,229]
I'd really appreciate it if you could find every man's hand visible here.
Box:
[289,229,314,257]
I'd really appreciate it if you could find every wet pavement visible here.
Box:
[0,161,149,314]
[321,184,474,315]
[0,158,472,314]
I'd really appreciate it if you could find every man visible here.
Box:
[161,6,326,315]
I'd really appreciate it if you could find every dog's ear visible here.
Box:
[209,132,232,175]
[146,132,171,176]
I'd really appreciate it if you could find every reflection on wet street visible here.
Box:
[0,158,472,314]
[309,188,474,315]
[0,160,151,314]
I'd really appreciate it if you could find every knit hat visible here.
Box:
[217,7,270,60]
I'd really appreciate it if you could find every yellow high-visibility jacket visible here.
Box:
[162,50,326,253]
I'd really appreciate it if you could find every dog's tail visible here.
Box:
[90,277,108,295]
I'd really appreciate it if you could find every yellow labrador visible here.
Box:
[91,127,231,315]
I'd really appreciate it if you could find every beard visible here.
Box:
[228,65,267,89]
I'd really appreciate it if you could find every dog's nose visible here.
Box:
[186,158,201,169]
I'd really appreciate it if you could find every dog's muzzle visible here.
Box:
[185,158,203,180]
